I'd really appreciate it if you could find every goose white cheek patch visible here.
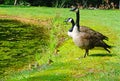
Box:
[68,18,72,22]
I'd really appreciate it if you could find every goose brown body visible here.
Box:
[80,26,108,40]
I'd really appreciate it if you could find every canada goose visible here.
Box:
[66,7,111,58]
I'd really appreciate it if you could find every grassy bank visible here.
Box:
[0,18,49,78]
[0,6,120,81]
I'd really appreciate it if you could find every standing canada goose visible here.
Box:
[66,7,111,58]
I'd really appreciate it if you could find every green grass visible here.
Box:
[0,19,49,79]
[0,6,120,81]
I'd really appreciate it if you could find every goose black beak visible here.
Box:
[64,20,68,24]
[64,20,67,22]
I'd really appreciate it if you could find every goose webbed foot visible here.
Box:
[104,48,111,53]
[76,56,84,60]
[76,49,89,59]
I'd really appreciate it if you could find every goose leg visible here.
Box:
[84,49,89,58]
[86,49,89,56]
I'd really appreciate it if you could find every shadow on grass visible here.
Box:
[89,53,116,57]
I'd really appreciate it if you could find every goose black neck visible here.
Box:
[76,9,79,26]
[69,19,75,32]
[71,19,75,27]
[76,9,80,31]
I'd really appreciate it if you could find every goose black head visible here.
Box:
[64,18,75,26]
[70,7,79,12]
[64,18,73,23]
[64,18,75,33]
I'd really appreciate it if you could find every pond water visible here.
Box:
[0,19,48,78]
